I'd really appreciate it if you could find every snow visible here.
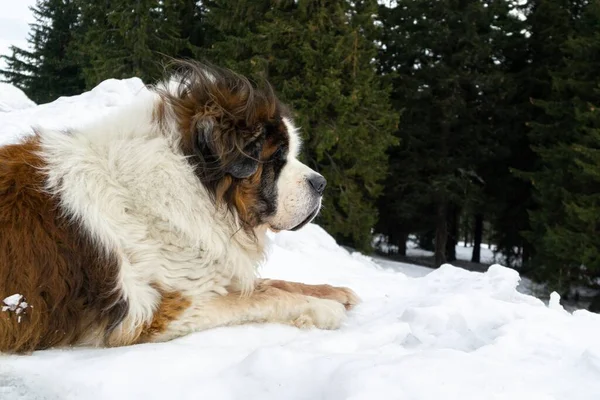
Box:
[2,294,29,324]
[370,255,432,278]
[2,294,23,311]
[406,240,497,264]
[2,79,600,399]
[0,83,36,113]
[0,77,146,146]
[455,241,497,264]
[376,235,498,264]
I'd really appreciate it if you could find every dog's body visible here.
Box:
[0,62,358,353]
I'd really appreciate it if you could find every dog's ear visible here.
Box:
[225,138,262,179]
[195,118,261,179]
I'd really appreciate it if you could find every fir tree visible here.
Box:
[74,0,197,88]
[523,0,600,291]
[377,0,519,266]
[0,0,85,104]
[176,0,210,58]
[477,0,533,268]
[206,0,398,251]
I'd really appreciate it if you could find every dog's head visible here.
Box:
[156,61,325,233]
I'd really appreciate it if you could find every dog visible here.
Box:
[0,61,359,353]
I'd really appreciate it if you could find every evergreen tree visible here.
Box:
[206,0,398,251]
[566,100,600,280]
[177,0,210,57]
[74,0,198,88]
[377,0,518,266]
[523,0,600,291]
[0,0,84,104]
[478,0,533,269]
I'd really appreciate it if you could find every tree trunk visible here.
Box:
[397,232,408,256]
[418,231,435,251]
[445,204,458,262]
[462,211,471,246]
[471,213,484,263]
[435,200,448,267]
[522,244,531,269]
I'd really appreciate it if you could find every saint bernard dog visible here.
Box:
[0,61,359,353]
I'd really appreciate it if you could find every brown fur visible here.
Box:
[260,279,360,310]
[157,62,279,180]
[138,287,191,343]
[231,166,263,226]
[0,137,127,353]
[156,61,290,231]
[228,118,291,227]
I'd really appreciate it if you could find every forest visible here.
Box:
[2,0,599,301]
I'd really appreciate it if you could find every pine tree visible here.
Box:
[74,0,198,88]
[177,0,210,58]
[567,101,600,277]
[377,0,519,266]
[206,0,398,251]
[523,0,600,291]
[476,0,533,269]
[0,0,85,104]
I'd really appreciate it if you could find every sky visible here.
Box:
[0,0,36,71]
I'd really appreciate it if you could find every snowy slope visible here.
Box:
[406,240,497,264]
[0,83,36,113]
[0,78,146,146]
[2,80,600,400]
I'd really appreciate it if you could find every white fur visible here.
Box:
[269,117,323,231]
[153,287,346,342]
[39,88,263,342]
[283,117,302,157]
[36,77,331,344]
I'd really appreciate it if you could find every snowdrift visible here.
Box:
[0,78,145,146]
[1,79,600,400]
[0,83,36,113]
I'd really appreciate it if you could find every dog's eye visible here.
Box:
[272,147,286,161]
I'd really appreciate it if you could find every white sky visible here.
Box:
[0,0,36,71]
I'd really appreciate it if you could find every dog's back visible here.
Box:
[0,137,127,353]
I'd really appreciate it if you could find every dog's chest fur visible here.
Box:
[39,95,265,327]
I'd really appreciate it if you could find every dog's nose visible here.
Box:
[308,174,327,195]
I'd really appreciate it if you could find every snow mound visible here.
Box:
[0,83,36,113]
[0,78,146,147]
[1,80,600,399]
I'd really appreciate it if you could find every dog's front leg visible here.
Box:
[258,279,360,310]
[139,283,347,344]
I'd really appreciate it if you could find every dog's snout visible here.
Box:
[307,174,327,195]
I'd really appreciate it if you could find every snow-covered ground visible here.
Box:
[375,235,498,264]
[407,240,497,264]
[0,83,36,113]
[2,82,600,399]
[0,78,146,146]
[454,241,497,264]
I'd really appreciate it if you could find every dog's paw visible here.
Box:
[294,297,347,330]
[256,279,360,310]
[323,285,361,311]
[298,284,361,311]
[261,279,361,311]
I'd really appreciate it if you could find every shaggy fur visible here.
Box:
[0,61,359,353]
